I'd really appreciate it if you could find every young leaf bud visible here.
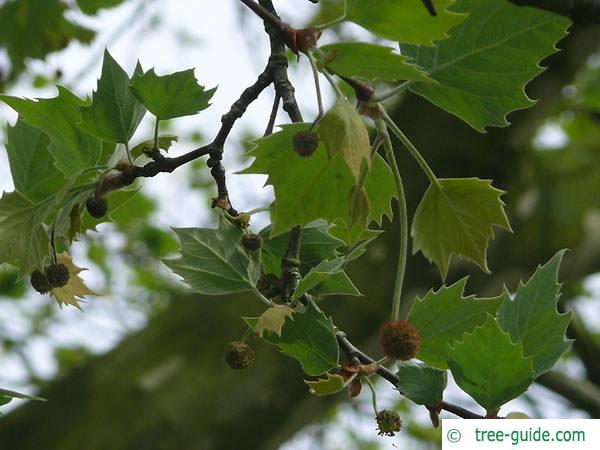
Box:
[225,341,255,370]
[375,410,402,437]
[379,320,420,361]
[30,269,53,294]
[45,263,70,288]
[293,130,319,157]
[242,233,263,251]
[86,196,108,219]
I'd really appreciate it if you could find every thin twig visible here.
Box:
[264,92,281,136]
[335,331,484,419]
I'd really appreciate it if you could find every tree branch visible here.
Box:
[335,331,484,420]
[99,67,274,214]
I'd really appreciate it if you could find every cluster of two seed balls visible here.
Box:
[30,263,70,294]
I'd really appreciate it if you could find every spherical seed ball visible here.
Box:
[30,269,53,294]
[376,410,402,437]
[379,320,420,360]
[293,130,319,157]
[45,263,70,288]
[225,341,255,370]
[86,196,108,219]
[242,233,263,251]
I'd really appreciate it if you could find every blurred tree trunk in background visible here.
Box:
[1,25,600,450]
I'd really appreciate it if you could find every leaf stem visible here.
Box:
[314,0,347,30]
[372,81,412,103]
[153,117,160,150]
[253,288,275,307]
[365,377,379,414]
[307,52,325,127]
[246,205,271,215]
[376,119,408,321]
[124,140,133,165]
[382,111,440,187]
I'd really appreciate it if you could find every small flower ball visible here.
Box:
[242,233,263,251]
[225,341,255,370]
[379,320,420,360]
[376,410,402,437]
[293,131,319,157]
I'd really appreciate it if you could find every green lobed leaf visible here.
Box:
[0,191,49,276]
[163,216,261,295]
[241,123,395,238]
[497,251,571,377]
[5,119,64,202]
[318,97,370,181]
[448,316,534,413]
[396,361,447,406]
[318,42,430,83]
[402,0,570,132]
[79,49,146,143]
[244,301,339,376]
[259,220,345,277]
[407,278,502,369]
[0,87,102,176]
[346,0,466,46]
[131,68,216,120]
[295,258,361,299]
[0,0,94,78]
[76,0,126,15]
[411,178,512,279]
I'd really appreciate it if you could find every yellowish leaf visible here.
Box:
[51,253,98,310]
[255,305,294,337]
[305,373,356,396]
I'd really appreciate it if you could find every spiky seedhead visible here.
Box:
[45,263,70,288]
[86,196,108,219]
[376,410,402,437]
[293,130,319,157]
[242,233,263,251]
[225,341,255,370]
[379,320,420,361]
[30,269,53,294]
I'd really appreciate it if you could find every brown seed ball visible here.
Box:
[45,263,70,288]
[30,269,53,294]
[225,341,255,370]
[86,196,108,219]
[376,410,402,437]
[242,233,263,251]
[293,130,319,157]
[379,320,420,361]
